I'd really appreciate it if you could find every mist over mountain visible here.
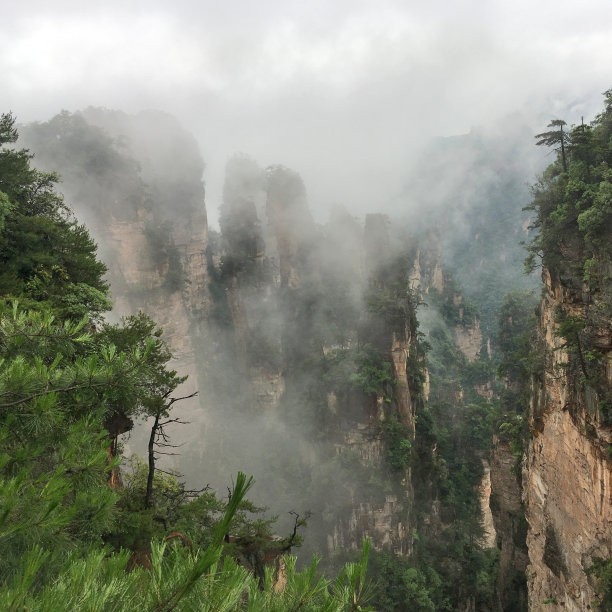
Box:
[5,1,612,227]
[9,105,546,608]
[399,116,545,334]
[4,2,612,609]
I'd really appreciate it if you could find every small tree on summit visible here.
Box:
[535,119,569,172]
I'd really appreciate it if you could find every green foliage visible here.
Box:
[426,323,464,374]
[0,191,12,232]
[97,311,185,420]
[410,394,497,609]
[109,455,218,549]
[588,556,612,611]
[583,256,599,284]
[0,536,375,611]
[498,416,525,463]
[535,120,569,171]
[556,311,586,349]
[0,113,110,320]
[0,301,191,581]
[551,306,612,423]
[322,341,400,411]
[463,358,494,387]
[364,282,420,335]
[382,419,413,471]
[525,91,612,286]
[350,345,395,398]
[368,550,449,611]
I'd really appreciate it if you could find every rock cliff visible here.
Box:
[523,267,612,610]
[214,164,421,556]
[20,110,211,442]
[490,440,529,610]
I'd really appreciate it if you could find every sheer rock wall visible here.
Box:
[523,268,612,610]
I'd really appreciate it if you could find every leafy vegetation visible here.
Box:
[367,550,449,611]
[0,115,110,320]
[588,556,612,611]
[525,90,612,284]
[350,345,395,398]
[381,419,413,471]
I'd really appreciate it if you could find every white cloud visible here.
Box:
[3,0,612,224]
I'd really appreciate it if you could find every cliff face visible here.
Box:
[490,441,529,609]
[214,162,421,555]
[455,317,483,362]
[364,214,415,434]
[102,209,210,428]
[20,110,211,441]
[523,268,612,610]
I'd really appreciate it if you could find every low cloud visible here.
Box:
[3,0,612,224]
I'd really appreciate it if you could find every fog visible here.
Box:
[4,0,612,572]
[4,0,612,225]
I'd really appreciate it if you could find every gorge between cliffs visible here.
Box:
[2,88,612,611]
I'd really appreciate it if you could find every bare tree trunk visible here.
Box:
[560,124,567,172]
[145,391,197,509]
[146,411,161,509]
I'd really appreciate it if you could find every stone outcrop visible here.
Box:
[265,166,315,289]
[455,317,483,362]
[479,461,497,549]
[490,441,529,610]
[390,330,415,433]
[523,268,612,610]
[327,495,409,555]
[524,410,612,610]
[94,207,211,453]
[104,209,210,354]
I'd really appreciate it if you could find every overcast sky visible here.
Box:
[3,0,612,225]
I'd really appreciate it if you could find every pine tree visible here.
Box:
[0,112,110,319]
[535,119,569,172]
